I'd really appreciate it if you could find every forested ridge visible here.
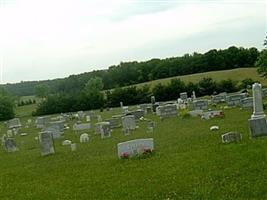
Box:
[1,46,259,96]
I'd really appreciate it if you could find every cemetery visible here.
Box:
[1,84,267,199]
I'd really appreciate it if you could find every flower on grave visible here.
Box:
[121,152,130,159]
[143,147,152,154]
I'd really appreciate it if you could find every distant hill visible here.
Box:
[0,46,259,96]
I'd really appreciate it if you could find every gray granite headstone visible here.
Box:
[4,137,18,152]
[122,115,136,132]
[7,118,22,129]
[157,104,177,120]
[180,92,188,102]
[39,131,55,156]
[222,132,242,143]
[193,99,208,110]
[241,97,253,109]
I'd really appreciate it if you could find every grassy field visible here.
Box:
[130,68,266,89]
[1,101,267,199]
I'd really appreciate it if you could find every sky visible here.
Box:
[0,0,266,84]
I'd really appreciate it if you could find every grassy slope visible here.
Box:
[131,68,266,88]
[0,104,267,199]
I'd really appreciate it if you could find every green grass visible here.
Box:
[130,68,266,89]
[1,103,267,199]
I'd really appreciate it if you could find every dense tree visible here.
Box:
[34,84,50,98]
[0,89,15,120]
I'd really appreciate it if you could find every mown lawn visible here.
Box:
[0,105,267,199]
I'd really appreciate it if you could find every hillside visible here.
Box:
[130,68,265,89]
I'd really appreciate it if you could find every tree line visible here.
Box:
[33,77,256,116]
[1,46,259,97]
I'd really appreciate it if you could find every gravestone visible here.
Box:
[71,143,77,152]
[73,123,91,131]
[80,133,89,143]
[139,103,152,114]
[39,131,55,156]
[43,126,62,139]
[106,117,121,129]
[241,97,253,109]
[117,138,154,158]
[128,110,145,120]
[151,96,155,105]
[189,110,203,117]
[180,92,188,102]
[249,83,267,137]
[120,102,123,108]
[86,115,91,122]
[36,116,50,129]
[122,106,129,114]
[202,110,224,120]
[4,137,18,152]
[49,120,65,132]
[193,99,208,110]
[226,93,246,107]
[100,122,111,139]
[192,91,196,100]
[147,121,156,133]
[212,92,227,103]
[7,118,22,129]
[97,115,102,122]
[77,111,85,120]
[157,104,177,120]
[122,115,136,133]
[222,132,242,143]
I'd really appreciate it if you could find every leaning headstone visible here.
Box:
[117,138,154,159]
[157,104,177,120]
[240,97,253,109]
[122,115,136,133]
[222,132,242,143]
[249,83,267,137]
[39,131,55,156]
[4,137,18,152]
[193,99,208,110]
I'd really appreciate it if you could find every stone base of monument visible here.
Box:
[249,116,267,137]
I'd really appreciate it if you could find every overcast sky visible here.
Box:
[0,0,266,84]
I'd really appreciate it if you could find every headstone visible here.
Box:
[106,117,121,129]
[120,102,123,108]
[139,103,152,114]
[189,110,203,117]
[62,140,72,146]
[36,116,50,129]
[212,92,227,103]
[80,133,89,143]
[4,137,18,152]
[7,130,13,137]
[122,106,129,114]
[180,92,188,102]
[202,110,224,120]
[49,120,65,132]
[100,122,111,139]
[77,111,85,120]
[226,93,246,107]
[43,126,62,139]
[97,115,102,122]
[39,131,55,156]
[122,115,136,133]
[151,96,155,105]
[117,138,154,159]
[240,97,253,109]
[222,132,242,143]
[157,104,177,120]
[147,121,156,133]
[249,83,267,137]
[128,110,145,120]
[193,99,208,110]
[7,118,22,129]
[86,115,91,122]
[71,143,77,151]
[192,91,196,100]
[73,123,91,131]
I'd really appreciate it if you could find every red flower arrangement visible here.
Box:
[143,147,152,154]
[121,152,130,159]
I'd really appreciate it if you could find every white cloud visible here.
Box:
[0,0,265,83]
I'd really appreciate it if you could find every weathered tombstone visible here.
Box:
[120,102,123,108]
[202,110,224,120]
[139,103,152,114]
[241,97,253,109]
[222,132,242,143]
[77,111,85,120]
[71,143,77,152]
[106,117,121,129]
[97,115,102,122]
[117,138,154,159]
[226,93,246,107]
[180,92,188,102]
[128,110,145,120]
[43,126,62,139]
[249,83,267,137]
[39,131,55,156]
[193,99,208,110]
[151,96,155,105]
[7,118,22,129]
[122,115,136,133]
[36,116,50,129]
[49,120,65,132]
[100,122,111,139]
[86,115,91,122]
[147,121,156,133]
[4,137,18,152]
[192,91,196,100]
[212,92,227,103]
[157,104,177,120]
[80,133,89,143]
[122,106,129,114]
[73,123,91,131]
